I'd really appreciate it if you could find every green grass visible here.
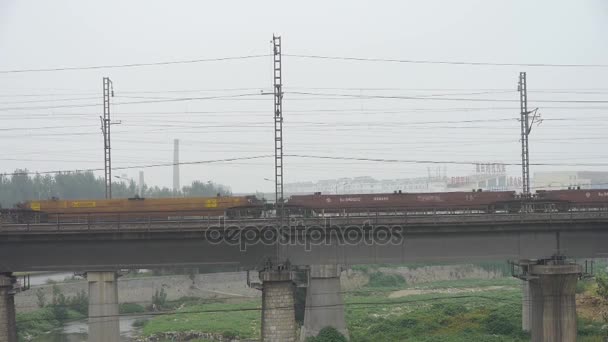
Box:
[343,285,606,342]
[142,300,261,339]
[367,272,406,288]
[16,307,85,341]
[120,302,146,314]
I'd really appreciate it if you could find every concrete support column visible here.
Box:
[528,263,581,342]
[522,280,531,332]
[260,269,296,342]
[0,274,17,342]
[301,265,348,340]
[87,271,120,342]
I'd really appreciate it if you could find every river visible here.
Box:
[30,315,148,342]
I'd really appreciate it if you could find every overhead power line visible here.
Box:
[287,91,608,104]
[285,54,608,68]
[0,155,273,177]
[285,154,608,167]
[0,55,270,74]
[0,92,267,111]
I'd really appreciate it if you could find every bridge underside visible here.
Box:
[1,227,607,272]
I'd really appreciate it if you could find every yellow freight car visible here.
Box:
[22,195,264,222]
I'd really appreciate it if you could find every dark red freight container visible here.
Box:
[286,191,516,213]
[537,189,608,205]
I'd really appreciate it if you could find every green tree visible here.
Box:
[596,273,608,334]
[67,290,88,316]
[35,288,46,308]
[50,285,68,321]
[306,327,348,342]
[0,171,231,207]
[152,288,168,310]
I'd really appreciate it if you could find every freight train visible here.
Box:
[0,195,265,223]
[1,188,608,224]
[284,189,608,216]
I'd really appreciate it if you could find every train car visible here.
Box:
[536,189,608,211]
[8,195,265,223]
[0,207,35,224]
[285,190,517,216]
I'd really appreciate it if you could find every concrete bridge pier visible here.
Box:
[260,268,297,342]
[528,261,581,342]
[522,279,531,332]
[87,271,120,342]
[0,273,17,342]
[301,265,348,340]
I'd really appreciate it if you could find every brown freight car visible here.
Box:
[285,191,517,216]
[536,189,608,211]
[21,195,264,222]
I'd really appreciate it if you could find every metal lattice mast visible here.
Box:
[518,72,530,196]
[273,36,284,216]
[101,77,114,199]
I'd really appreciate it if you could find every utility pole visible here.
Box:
[273,35,284,217]
[101,77,114,199]
[518,72,541,197]
[173,139,180,194]
[518,72,530,196]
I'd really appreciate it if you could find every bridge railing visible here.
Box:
[1,208,608,234]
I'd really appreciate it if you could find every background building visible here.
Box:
[533,171,608,190]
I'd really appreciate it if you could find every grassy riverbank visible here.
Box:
[16,308,84,341]
[16,265,608,341]
[137,276,606,341]
[141,300,261,339]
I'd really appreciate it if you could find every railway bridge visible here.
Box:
[1,211,607,341]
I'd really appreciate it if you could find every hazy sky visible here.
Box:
[1,0,607,193]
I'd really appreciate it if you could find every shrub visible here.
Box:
[576,279,592,294]
[67,290,88,316]
[222,330,238,339]
[306,327,348,342]
[432,302,468,316]
[120,303,145,314]
[50,285,68,321]
[367,272,406,288]
[35,288,46,308]
[152,288,168,309]
[132,318,148,328]
[483,308,518,335]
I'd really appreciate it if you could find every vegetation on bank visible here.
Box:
[0,170,230,207]
[16,307,84,341]
[351,260,512,277]
[140,300,261,339]
[15,262,608,341]
[138,274,607,342]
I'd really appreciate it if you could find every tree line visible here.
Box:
[0,170,231,208]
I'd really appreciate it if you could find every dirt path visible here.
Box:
[388,285,515,298]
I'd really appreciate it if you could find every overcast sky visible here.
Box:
[1,0,607,193]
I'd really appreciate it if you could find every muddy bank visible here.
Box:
[340,263,507,289]
[16,272,259,313]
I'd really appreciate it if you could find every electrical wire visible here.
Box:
[284,53,608,68]
[0,155,274,177]
[0,55,271,74]
[285,154,608,167]
[287,91,608,104]
[0,93,269,111]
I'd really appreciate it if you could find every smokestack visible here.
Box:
[138,171,144,197]
[173,139,180,193]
